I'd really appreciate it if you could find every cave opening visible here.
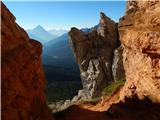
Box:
[3,0,126,114]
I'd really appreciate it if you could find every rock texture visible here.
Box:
[53,1,160,120]
[1,2,53,120]
[119,1,160,102]
[112,46,125,82]
[69,12,120,98]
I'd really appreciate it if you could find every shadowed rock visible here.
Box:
[54,96,160,120]
[1,2,53,120]
[112,46,125,82]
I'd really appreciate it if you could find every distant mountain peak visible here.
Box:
[34,25,46,31]
[26,25,58,44]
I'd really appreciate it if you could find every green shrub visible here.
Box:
[102,80,125,96]
[80,97,101,105]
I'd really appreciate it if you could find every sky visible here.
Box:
[3,1,126,30]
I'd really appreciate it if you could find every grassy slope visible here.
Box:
[102,80,125,96]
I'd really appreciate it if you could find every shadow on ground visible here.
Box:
[54,96,160,120]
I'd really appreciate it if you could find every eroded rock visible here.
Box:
[112,46,125,82]
[119,0,160,102]
[1,2,53,120]
[69,12,120,98]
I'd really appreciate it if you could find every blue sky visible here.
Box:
[3,1,126,30]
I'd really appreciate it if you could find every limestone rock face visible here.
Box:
[112,46,125,82]
[119,1,160,102]
[69,12,119,98]
[1,3,53,120]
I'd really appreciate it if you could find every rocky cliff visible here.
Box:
[119,0,160,102]
[112,46,125,82]
[55,1,160,120]
[1,2,53,120]
[69,12,121,98]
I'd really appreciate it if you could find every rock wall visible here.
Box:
[69,12,120,98]
[60,2,160,119]
[119,1,160,102]
[1,2,53,120]
[112,46,125,82]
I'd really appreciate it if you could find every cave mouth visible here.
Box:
[3,1,127,114]
[3,1,126,105]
